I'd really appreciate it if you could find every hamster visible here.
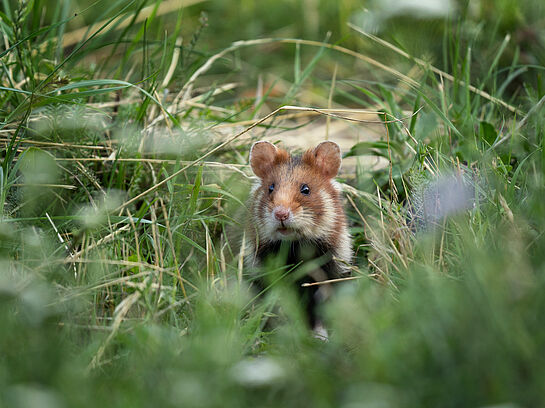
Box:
[244,140,352,334]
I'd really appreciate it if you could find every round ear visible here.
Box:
[249,141,278,179]
[312,141,341,178]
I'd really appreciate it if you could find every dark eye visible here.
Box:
[268,183,275,194]
[300,184,310,195]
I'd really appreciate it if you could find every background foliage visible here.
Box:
[1,0,545,406]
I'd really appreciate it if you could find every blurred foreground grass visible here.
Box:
[2,0,545,406]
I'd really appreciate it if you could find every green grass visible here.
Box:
[2,0,545,407]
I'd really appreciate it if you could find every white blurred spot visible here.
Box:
[231,357,285,387]
[423,174,474,219]
[313,322,329,341]
[352,0,456,33]
[77,190,126,229]
[382,0,455,18]
[408,171,480,230]
[5,384,65,408]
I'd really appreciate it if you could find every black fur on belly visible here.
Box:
[255,239,340,328]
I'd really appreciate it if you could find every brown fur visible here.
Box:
[244,141,352,329]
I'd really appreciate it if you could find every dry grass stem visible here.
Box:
[300,275,362,287]
[71,224,132,260]
[348,23,520,114]
[61,0,207,50]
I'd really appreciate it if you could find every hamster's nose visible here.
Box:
[273,207,290,222]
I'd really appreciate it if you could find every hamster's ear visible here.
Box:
[307,141,341,178]
[249,141,278,179]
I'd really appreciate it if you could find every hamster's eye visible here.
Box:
[300,184,310,195]
[268,183,275,194]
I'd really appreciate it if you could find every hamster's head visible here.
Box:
[249,141,342,242]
